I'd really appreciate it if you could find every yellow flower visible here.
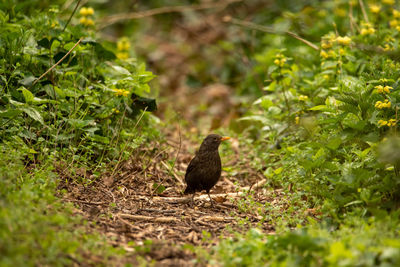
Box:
[86,7,94,16]
[320,50,329,58]
[376,85,384,93]
[339,48,345,55]
[85,18,94,26]
[389,19,399,28]
[112,89,130,97]
[378,119,388,126]
[321,41,332,49]
[336,36,351,46]
[393,9,400,18]
[273,55,286,67]
[383,0,395,5]
[298,95,309,101]
[375,100,383,108]
[383,44,394,51]
[80,7,94,16]
[360,23,375,35]
[384,86,393,93]
[323,74,330,80]
[384,99,391,108]
[369,4,381,13]
[80,17,87,25]
[295,116,300,124]
[388,119,397,127]
[117,37,131,51]
[112,108,120,114]
[116,52,129,60]
[79,7,88,16]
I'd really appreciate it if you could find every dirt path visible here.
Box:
[57,131,283,265]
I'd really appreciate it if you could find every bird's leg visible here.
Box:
[191,192,195,208]
[207,191,214,208]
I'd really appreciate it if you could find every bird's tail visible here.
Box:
[184,185,195,194]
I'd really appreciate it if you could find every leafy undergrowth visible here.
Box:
[0,146,132,266]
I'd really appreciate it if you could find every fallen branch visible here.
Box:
[196,216,234,222]
[118,213,179,223]
[66,199,108,205]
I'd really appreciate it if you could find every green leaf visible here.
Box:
[19,87,34,103]
[152,183,166,194]
[19,76,36,87]
[0,109,22,118]
[19,106,44,124]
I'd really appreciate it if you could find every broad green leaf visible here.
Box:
[19,87,34,103]
[19,106,44,124]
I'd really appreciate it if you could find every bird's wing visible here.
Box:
[185,155,200,180]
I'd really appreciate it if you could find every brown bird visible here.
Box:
[184,134,230,207]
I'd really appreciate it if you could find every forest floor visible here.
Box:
[57,130,289,265]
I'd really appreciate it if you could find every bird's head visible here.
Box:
[199,134,230,152]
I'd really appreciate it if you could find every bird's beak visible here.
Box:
[220,136,230,141]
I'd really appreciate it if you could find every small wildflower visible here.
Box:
[375,99,391,109]
[369,4,381,13]
[273,54,287,67]
[339,48,345,55]
[384,86,393,93]
[336,36,351,46]
[320,50,329,58]
[111,108,120,114]
[360,23,375,35]
[112,89,130,97]
[117,37,131,51]
[298,95,309,101]
[389,19,399,28]
[295,116,300,124]
[383,0,395,5]
[378,120,388,127]
[393,9,400,18]
[80,7,94,16]
[376,85,384,93]
[80,7,88,16]
[80,17,88,25]
[321,41,332,49]
[116,52,129,60]
[323,74,330,80]
[86,7,95,16]
[383,44,394,51]
[379,78,389,83]
[388,119,397,127]
[85,18,94,26]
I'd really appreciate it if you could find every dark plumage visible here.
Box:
[184,134,230,207]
